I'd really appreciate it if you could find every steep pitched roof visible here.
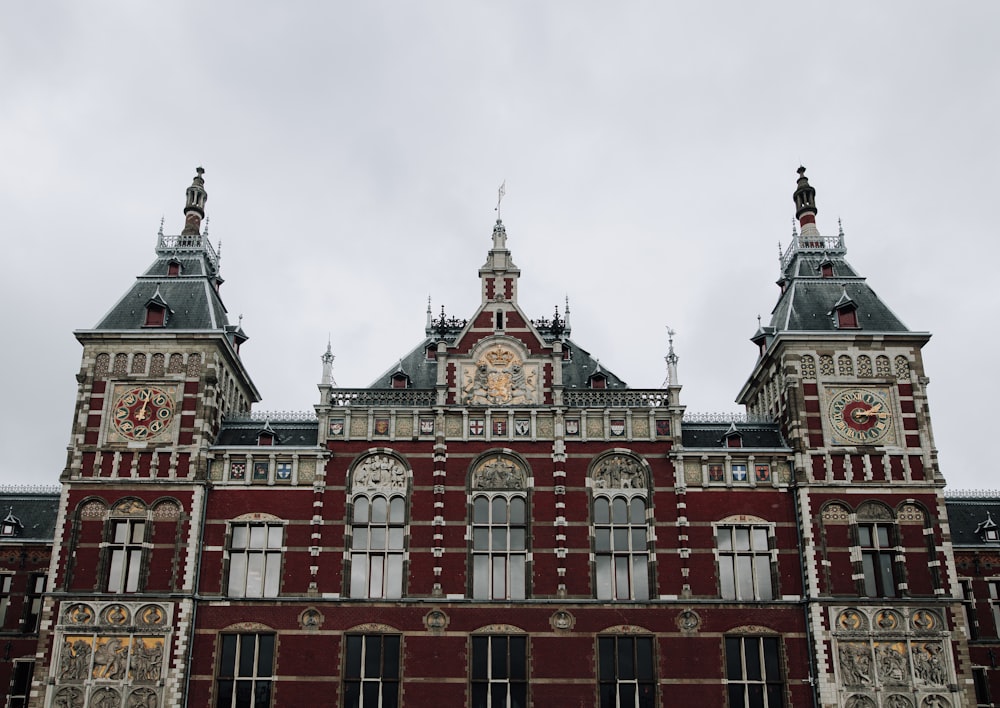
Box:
[0,489,60,542]
[946,496,1000,547]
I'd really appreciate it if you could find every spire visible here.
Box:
[564,295,572,335]
[425,296,433,334]
[182,167,207,236]
[321,339,336,386]
[664,327,679,387]
[479,218,520,304]
[793,166,820,241]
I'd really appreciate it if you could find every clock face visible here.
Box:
[828,388,893,444]
[112,386,176,441]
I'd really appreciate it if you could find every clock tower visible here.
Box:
[737,169,967,707]
[31,170,260,708]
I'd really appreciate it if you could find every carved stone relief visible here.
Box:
[353,454,406,491]
[632,418,649,438]
[461,345,538,405]
[472,455,526,490]
[592,455,646,490]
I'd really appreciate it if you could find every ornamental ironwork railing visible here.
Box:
[225,410,319,422]
[682,412,774,424]
[157,233,220,271]
[328,389,437,408]
[0,485,61,494]
[779,233,845,271]
[943,489,1000,499]
[563,390,672,408]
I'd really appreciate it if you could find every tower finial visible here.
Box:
[664,327,679,387]
[321,338,337,386]
[181,167,207,236]
[793,166,819,240]
[158,216,165,237]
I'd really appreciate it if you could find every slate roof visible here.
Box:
[215,420,320,447]
[680,423,788,449]
[0,490,60,542]
[769,248,909,334]
[367,337,627,390]
[945,496,1000,547]
[91,239,232,332]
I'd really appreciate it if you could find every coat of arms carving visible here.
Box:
[462,345,538,405]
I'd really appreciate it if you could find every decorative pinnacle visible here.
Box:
[321,337,336,386]
[664,327,679,387]
[158,216,165,237]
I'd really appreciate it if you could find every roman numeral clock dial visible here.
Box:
[111,386,176,441]
[827,388,893,445]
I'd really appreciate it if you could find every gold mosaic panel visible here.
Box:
[210,461,224,481]
[298,459,316,484]
[586,417,604,438]
[684,461,702,486]
[632,417,649,438]
[350,417,368,437]
[536,416,553,438]
[396,417,413,438]
[445,415,463,438]
[777,462,792,484]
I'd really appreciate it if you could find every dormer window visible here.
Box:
[563,346,572,362]
[836,305,858,329]
[167,260,182,277]
[976,512,999,542]
[723,423,743,448]
[425,345,436,360]
[257,432,275,446]
[589,373,607,389]
[144,303,166,327]
[820,262,834,278]
[1,510,22,537]
[391,372,410,389]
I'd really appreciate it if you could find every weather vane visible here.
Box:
[495,180,506,219]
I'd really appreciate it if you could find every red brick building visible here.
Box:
[19,168,983,707]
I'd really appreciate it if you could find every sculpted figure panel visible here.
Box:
[472,455,526,490]
[593,455,646,490]
[353,454,406,491]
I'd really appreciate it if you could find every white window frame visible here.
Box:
[715,523,776,601]
[227,522,283,598]
[594,492,650,601]
[471,493,528,600]
[106,518,146,593]
[349,493,407,599]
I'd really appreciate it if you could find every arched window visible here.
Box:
[591,454,651,601]
[469,453,529,600]
[348,454,409,599]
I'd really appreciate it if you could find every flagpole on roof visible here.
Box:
[495,180,506,220]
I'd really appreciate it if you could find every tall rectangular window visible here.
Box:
[594,495,650,601]
[858,523,896,597]
[472,494,527,600]
[350,495,406,599]
[471,635,527,708]
[216,633,274,708]
[107,518,145,593]
[7,659,34,708]
[24,574,45,633]
[344,634,400,708]
[973,666,992,708]
[717,525,774,601]
[227,523,283,598]
[597,636,655,708]
[0,574,11,629]
[989,580,1000,637]
[961,579,980,640]
[725,636,784,708]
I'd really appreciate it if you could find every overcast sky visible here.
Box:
[1,3,997,491]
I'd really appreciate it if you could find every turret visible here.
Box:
[182,167,208,236]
